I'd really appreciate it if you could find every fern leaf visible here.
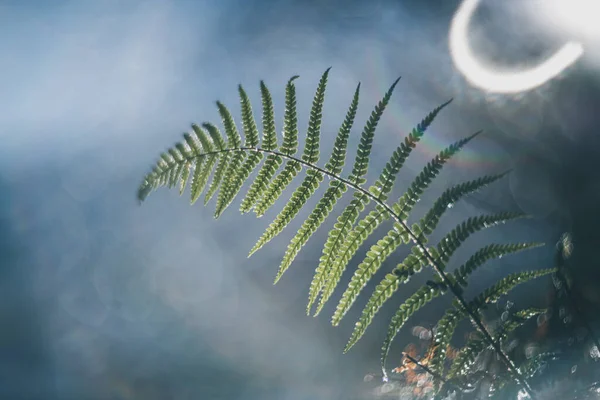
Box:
[344,250,429,349]
[240,80,281,213]
[183,132,202,155]
[332,222,410,325]
[434,212,528,269]
[218,85,264,213]
[345,214,527,351]
[202,122,229,204]
[249,69,330,255]
[192,124,213,151]
[186,125,216,204]
[419,172,510,235]
[179,162,191,195]
[368,99,454,202]
[379,242,543,374]
[345,272,401,352]
[470,269,556,310]
[448,308,545,379]
[273,84,360,283]
[190,155,217,203]
[252,76,300,217]
[454,242,544,287]
[302,67,329,165]
[328,131,478,322]
[348,76,401,185]
[214,101,244,217]
[380,285,440,377]
[308,77,401,314]
[429,308,464,387]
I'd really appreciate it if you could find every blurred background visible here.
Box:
[1,0,599,398]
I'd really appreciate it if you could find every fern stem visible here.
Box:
[145,144,536,397]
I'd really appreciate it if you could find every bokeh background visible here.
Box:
[1,0,599,398]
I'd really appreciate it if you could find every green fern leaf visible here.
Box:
[190,155,216,203]
[380,285,439,377]
[367,99,454,202]
[249,68,330,255]
[470,268,556,310]
[183,132,202,155]
[345,272,401,352]
[202,122,229,205]
[344,250,430,350]
[345,213,526,351]
[187,125,217,204]
[434,212,528,269]
[239,80,281,213]
[333,222,410,326]
[454,242,544,286]
[429,308,464,387]
[348,77,401,186]
[328,131,478,322]
[419,172,510,235]
[379,242,543,374]
[252,76,300,217]
[218,85,264,212]
[448,308,545,379]
[274,83,359,285]
[214,101,244,217]
[179,162,191,195]
[332,171,503,327]
[308,77,401,314]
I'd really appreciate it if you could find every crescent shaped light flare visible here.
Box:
[449,0,585,93]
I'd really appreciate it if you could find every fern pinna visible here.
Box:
[138,69,555,398]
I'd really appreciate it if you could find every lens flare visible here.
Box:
[449,0,584,93]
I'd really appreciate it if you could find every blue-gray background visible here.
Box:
[1,0,599,399]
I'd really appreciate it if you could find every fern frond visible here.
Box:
[434,212,528,269]
[273,83,360,282]
[139,72,552,398]
[252,76,300,217]
[332,173,509,327]
[379,242,542,374]
[429,308,464,384]
[308,77,401,314]
[348,77,401,186]
[345,213,527,352]
[179,161,191,195]
[330,131,479,324]
[470,268,556,310]
[333,221,410,327]
[341,253,432,349]
[454,242,544,287]
[214,101,244,217]
[249,69,330,255]
[202,122,229,204]
[380,285,440,377]
[316,102,457,316]
[345,272,401,352]
[239,80,282,213]
[217,85,264,210]
[448,308,545,379]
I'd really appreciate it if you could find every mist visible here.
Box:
[1,0,599,399]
